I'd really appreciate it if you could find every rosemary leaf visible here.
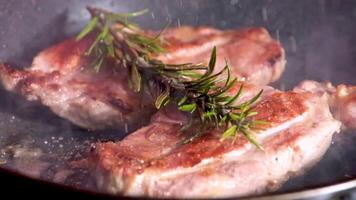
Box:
[107,9,149,22]
[251,120,269,125]
[228,113,240,121]
[250,120,269,129]
[100,24,110,39]
[76,16,99,41]
[129,34,165,54]
[187,63,226,88]
[85,25,109,57]
[224,61,231,87]
[241,128,264,150]
[205,46,217,77]
[93,56,104,72]
[225,84,244,105]
[130,63,141,92]
[221,125,237,140]
[155,86,170,109]
[76,7,267,149]
[178,70,203,79]
[248,89,264,105]
[178,96,188,106]
[179,103,197,113]
[103,31,115,56]
[211,77,237,97]
[246,111,258,117]
[85,36,100,56]
[203,110,216,120]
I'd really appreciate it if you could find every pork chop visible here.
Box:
[0,26,285,130]
[295,80,356,129]
[91,83,340,198]
[155,26,286,85]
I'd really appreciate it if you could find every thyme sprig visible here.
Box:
[76,7,264,148]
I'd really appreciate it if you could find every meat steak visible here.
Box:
[91,83,340,198]
[0,26,285,130]
[155,26,286,85]
[295,80,356,129]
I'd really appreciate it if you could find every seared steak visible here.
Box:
[155,26,286,85]
[0,35,152,131]
[296,80,356,129]
[0,26,285,130]
[91,83,340,198]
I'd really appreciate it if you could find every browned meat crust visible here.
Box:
[0,35,154,130]
[0,26,285,130]
[91,83,340,198]
[156,26,285,85]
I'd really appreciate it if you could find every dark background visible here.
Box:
[0,0,356,199]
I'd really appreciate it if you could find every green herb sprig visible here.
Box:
[76,6,265,148]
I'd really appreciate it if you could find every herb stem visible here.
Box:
[76,6,265,148]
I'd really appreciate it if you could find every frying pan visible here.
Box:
[0,0,356,199]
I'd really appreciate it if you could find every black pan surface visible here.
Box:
[0,0,356,199]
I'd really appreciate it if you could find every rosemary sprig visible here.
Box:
[76,7,264,148]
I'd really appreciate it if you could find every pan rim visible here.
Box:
[1,165,356,199]
[240,178,356,200]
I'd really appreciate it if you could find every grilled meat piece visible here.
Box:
[156,26,285,85]
[295,80,356,129]
[91,83,340,198]
[0,26,285,130]
[0,35,154,131]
